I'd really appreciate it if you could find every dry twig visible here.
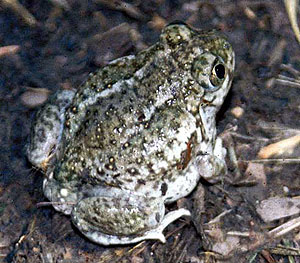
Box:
[285,0,300,44]
[0,0,37,26]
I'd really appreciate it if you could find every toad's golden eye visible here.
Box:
[192,53,228,91]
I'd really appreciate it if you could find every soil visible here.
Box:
[0,0,299,262]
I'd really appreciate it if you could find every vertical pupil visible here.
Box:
[215,64,225,79]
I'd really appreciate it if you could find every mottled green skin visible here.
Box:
[55,25,233,187]
[28,23,235,245]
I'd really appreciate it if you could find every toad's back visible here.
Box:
[55,43,200,191]
[51,23,234,197]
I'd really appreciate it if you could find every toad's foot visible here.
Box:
[151,208,191,243]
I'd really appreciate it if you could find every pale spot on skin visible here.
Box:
[60,188,69,197]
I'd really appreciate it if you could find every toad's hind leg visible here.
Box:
[71,195,190,245]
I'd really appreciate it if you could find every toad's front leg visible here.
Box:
[26,89,75,170]
[71,194,190,245]
[195,137,227,183]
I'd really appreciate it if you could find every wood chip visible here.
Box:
[20,88,50,108]
[267,39,287,67]
[257,134,300,159]
[230,106,244,118]
[245,163,266,186]
[148,14,167,31]
[244,7,257,20]
[91,23,134,66]
[257,197,300,223]
[1,0,37,26]
[63,247,72,260]
[95,0,146,20]
[48,0,70,10]
[211,236,240,256]
[0,45,20,58]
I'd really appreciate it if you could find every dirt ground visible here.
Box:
[0,0,300,262]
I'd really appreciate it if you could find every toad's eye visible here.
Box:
[214,64,225,79]
[210,63,226,87]
[192,53,228,91]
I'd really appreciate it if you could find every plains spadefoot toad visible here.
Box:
[26,22,235,245]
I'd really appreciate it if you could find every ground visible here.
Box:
[0,0,300,262]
